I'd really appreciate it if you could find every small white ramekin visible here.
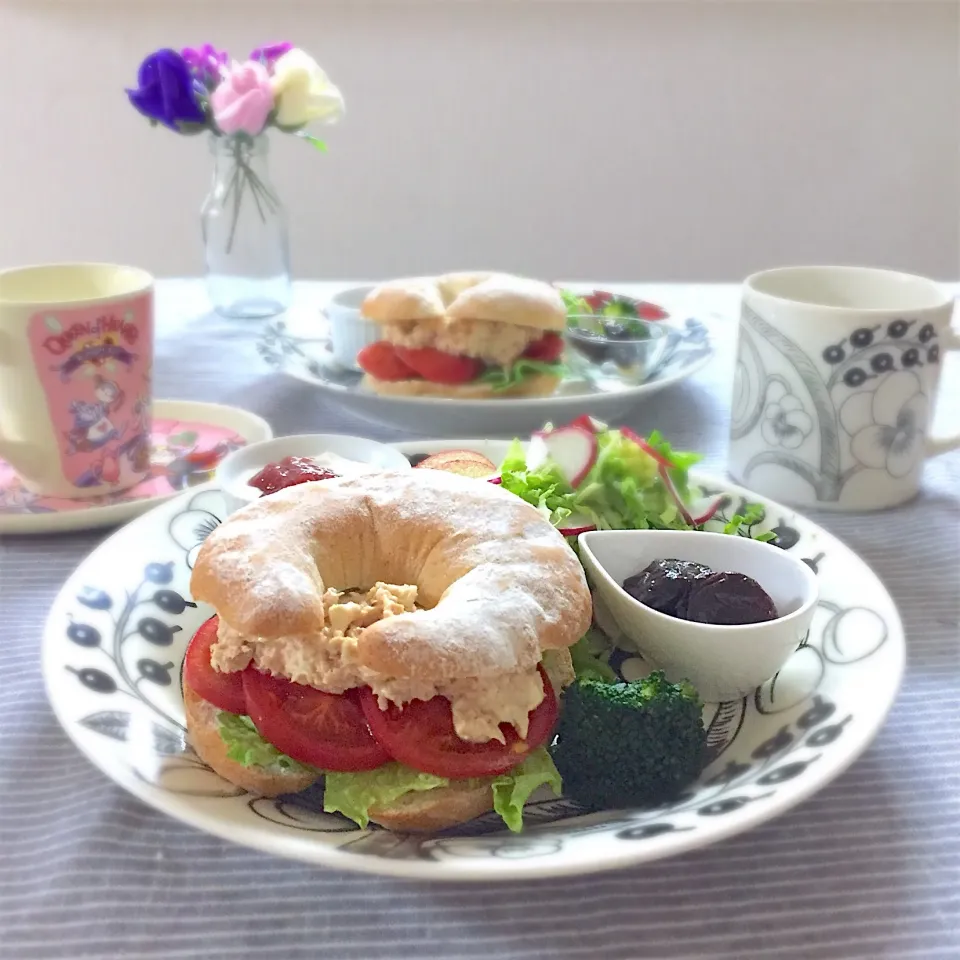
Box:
[215,433,412,515]
[325,285,381,371]
[579,529,819,703]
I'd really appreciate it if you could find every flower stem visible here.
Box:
[221,136,278,255]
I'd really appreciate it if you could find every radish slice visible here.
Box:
[620,427,676,469]
[487,476,502,485]
[526,432,551,472]
[657,463,695,526]
[568,414,607,435]
[558,524,598,537]
[692,497,723,526]
[540,425,598,488]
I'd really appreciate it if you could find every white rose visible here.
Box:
[271,48,345,128]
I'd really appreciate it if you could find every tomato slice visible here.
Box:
[242,669,392,771]
[358,665,558,779]
[522,332,564,363]
[183,615,247,715]
[392,346,484,385]
[357,341,417,381]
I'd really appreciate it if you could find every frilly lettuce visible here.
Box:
[480,358,565,392]
[491,747,562,832]
[218,712,315,775]
[323,763,448,829]
[325,748,562,833]
[217,712,562,833]
[498,427,701,533]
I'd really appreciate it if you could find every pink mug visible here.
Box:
[0,263,154,499]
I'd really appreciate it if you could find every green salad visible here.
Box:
[498,416,773,542]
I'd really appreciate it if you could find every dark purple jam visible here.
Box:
[622,559,778,625]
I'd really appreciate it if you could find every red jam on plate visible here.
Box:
[248,456,339,496]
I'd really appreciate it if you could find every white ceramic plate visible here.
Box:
[43,439,904,881]
[0,401,272,536]
[255,306,714,437]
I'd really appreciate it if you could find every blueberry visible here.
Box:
[137,618,181,646]
[770,522,800,551]
[842,367,869,388]
[571,334,611,365]
[77,588,112,611]
[751,726,793,759]
[137,659,175,686]
[144,562,174,585]
[68,667,116,693]
[887,319,911,339]
[797,695,835,730]
[67,623,101,648]
[869,353,894,373]
[152,590,197,615]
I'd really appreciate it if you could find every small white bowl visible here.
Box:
[325,285,380,371]
[578,529,819,703]
[215,433,411,515]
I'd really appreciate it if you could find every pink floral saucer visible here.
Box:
[0,400,272,535]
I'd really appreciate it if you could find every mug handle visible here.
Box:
[926,324,960,457]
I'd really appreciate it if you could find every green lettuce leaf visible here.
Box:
[491,748,562,833]
[498,425,701,534]
[324,748,562,832]
[480,358,565,392]
[323,763,448,829]
[569,630,617,683]
[217,719,563,833]
[217,712,315,775]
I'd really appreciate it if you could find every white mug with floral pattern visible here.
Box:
[729,265,959,511]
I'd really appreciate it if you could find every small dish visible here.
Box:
[325,285,379,371]
[0,400,272,536]
[216,433,411,515]
[565,314,673,391]
[578,529,819,702]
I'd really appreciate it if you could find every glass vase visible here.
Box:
[200,133,292,319]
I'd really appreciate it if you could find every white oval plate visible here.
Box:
[255,311,714,437]
[42,438,904,881]
[0,400,272,536]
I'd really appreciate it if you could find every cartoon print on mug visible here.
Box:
[27,294,153,492]
[65,376,126,455]
[731,304,940,506]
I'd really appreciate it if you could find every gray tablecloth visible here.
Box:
[2,281,958,960]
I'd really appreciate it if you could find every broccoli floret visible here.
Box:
[550,672,707,810]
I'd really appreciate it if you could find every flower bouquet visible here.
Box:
[125,43,344,318]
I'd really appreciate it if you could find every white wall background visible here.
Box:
[3,0,959,282]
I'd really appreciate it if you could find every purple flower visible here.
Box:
[182,43,228,86]
[250,42,293,66]
[126,49,206,131]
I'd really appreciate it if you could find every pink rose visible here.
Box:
[210,60,273,136]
